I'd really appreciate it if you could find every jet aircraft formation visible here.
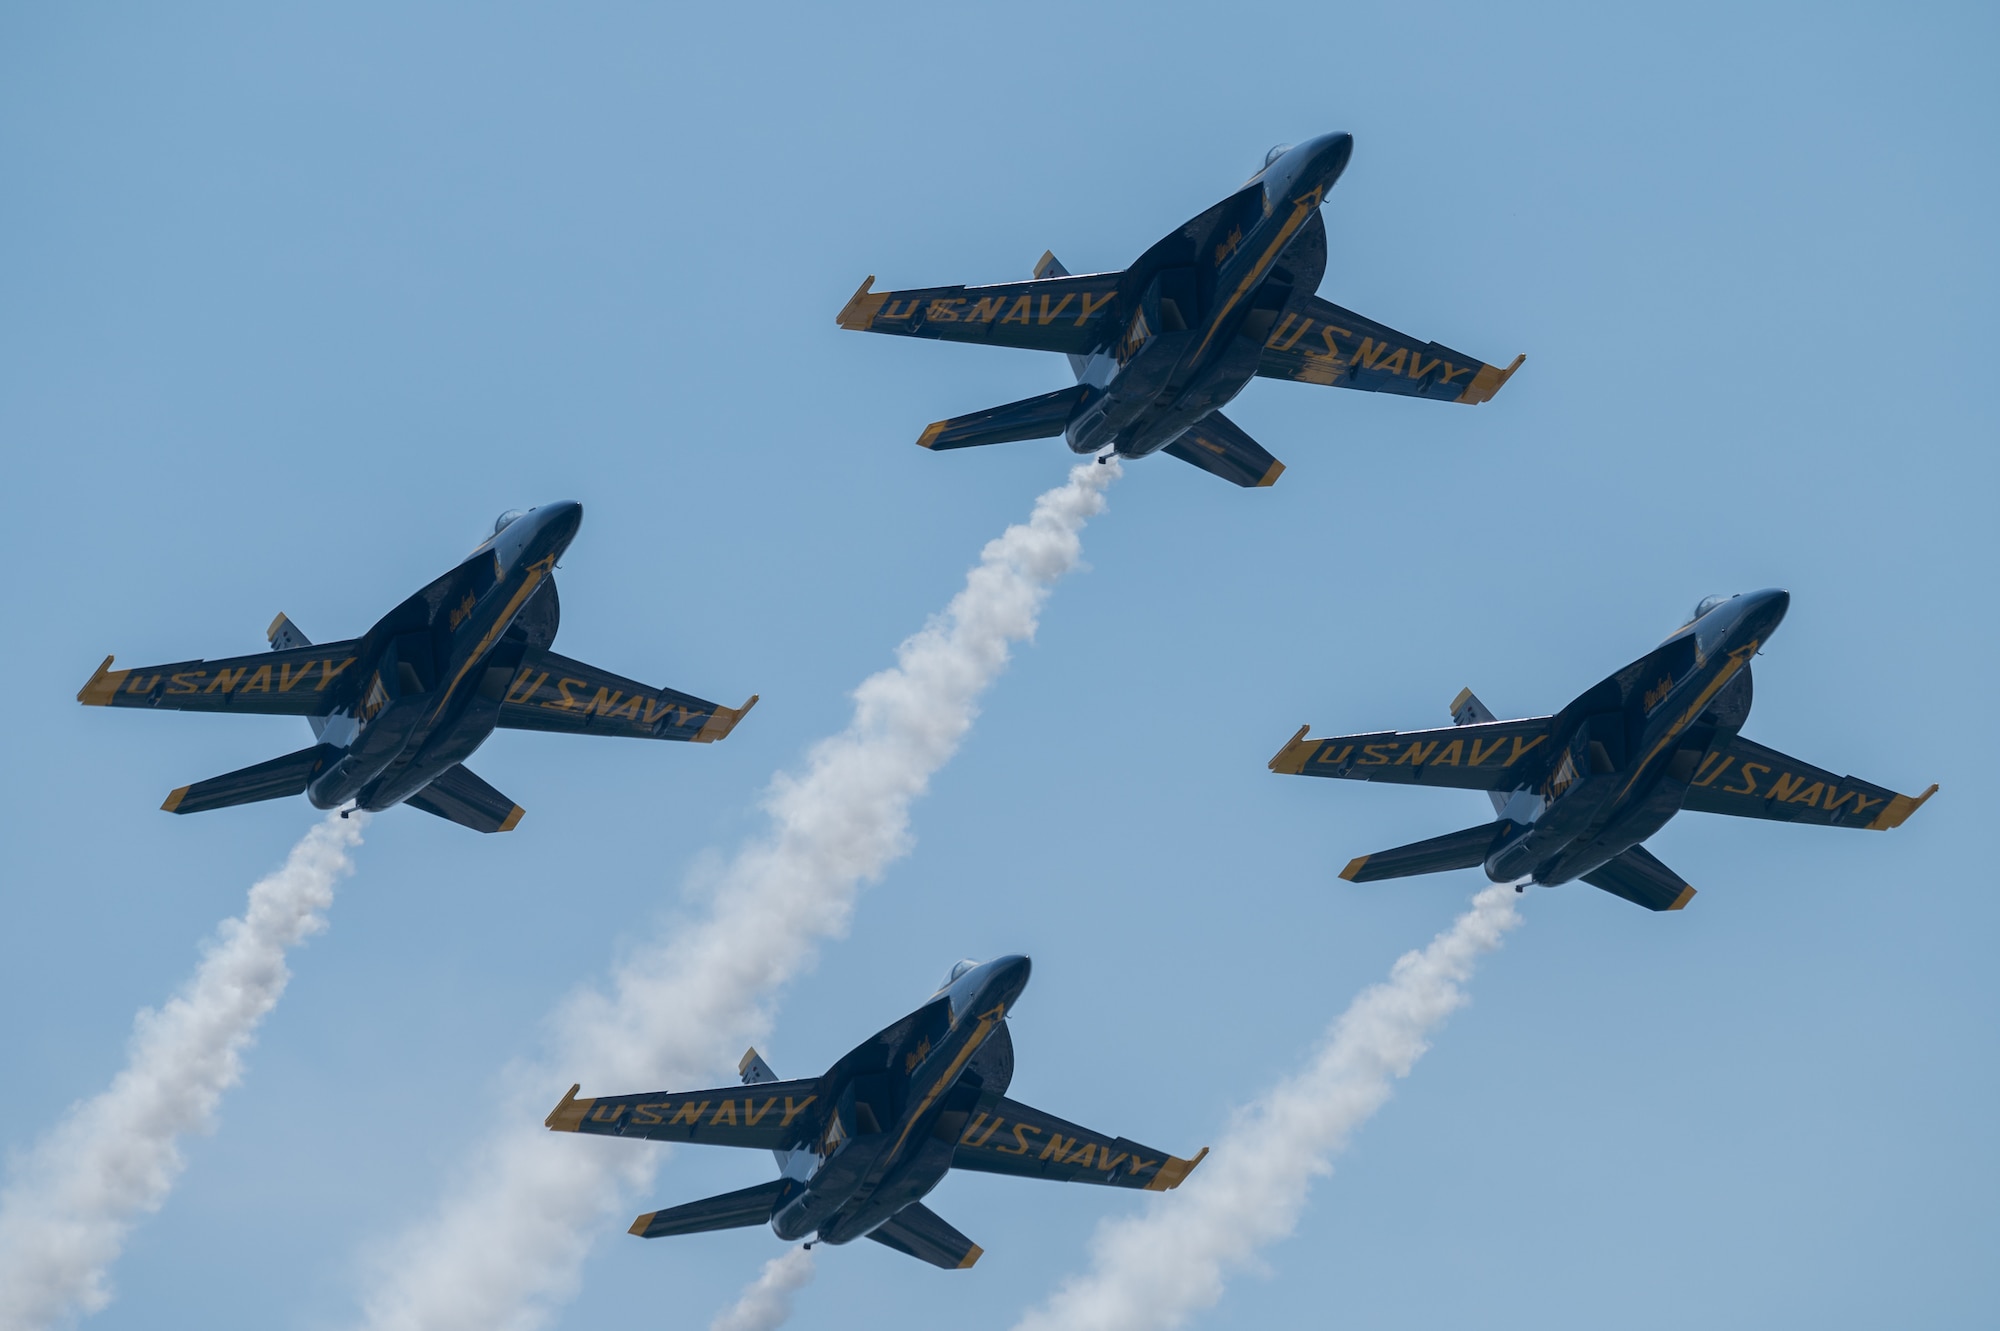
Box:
[73,131,1932,1272]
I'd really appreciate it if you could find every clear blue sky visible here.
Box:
[2,3,1993,1328]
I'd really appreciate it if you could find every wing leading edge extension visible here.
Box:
[1256,294,1522,405]
[1678,734,1935,830]
[952,1094,1205,1192]
[1269,716,1556,791]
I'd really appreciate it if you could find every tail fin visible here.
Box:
[1340,819,1508,883]
[866,1201,982,1269]
[629,1179,789,1239]
[1035,251,1096,383]
[162,744,340,815]
[269,614,334,741]
[739,1047,781,1085]
[1162,411,1285,487]
[404,763,524,833]
[916,385,1090,451]
[1450,688,1511,815]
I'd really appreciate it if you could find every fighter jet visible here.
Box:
[836,132,1521,487]
[546,955,1205,1268]
[76,502,756,832]
[1267,590,1935,911]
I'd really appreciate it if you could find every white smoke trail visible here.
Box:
[356,461,1120,1331]
[1012,883,1522,1331]
[707,1248,815,1331]
[0,811,367,1331]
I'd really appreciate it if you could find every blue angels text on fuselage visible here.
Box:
[1268,590,1936,910]
[836,132,1523,487]
[77,503,758,833]
[546,956,1205,1269]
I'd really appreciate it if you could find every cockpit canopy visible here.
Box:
[493,509,527,535]
[1263,143,1293,168]
[1692,593,1735,621]
[938,958,979,992]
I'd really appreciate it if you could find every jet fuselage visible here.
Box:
[1486,589,1791,885]
[307,501,583,813]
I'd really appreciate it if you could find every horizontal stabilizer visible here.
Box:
[1341,820,1508,883]
[1162,412,1285,487]
[629,1179,787,1239]
[916,385,1090,451]
[1580,844,1695,912]
[162,744,340,815]
[404,763,524,833]
[867,1201,982,1269]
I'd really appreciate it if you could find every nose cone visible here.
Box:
[1740,587,1790,637]
[1294,131,1353,188]
[974,955,1032,1013]
[539,500,583,544]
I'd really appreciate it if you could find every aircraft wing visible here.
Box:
[1256,294,1522,404]
[1679,734,1936,829]
[951,1094,1205,1192]
[496,650,756,743]
[1268,717,1556,791]
[545,1079,824,1149]
[836,272,1123,355]
[77,643,362,716]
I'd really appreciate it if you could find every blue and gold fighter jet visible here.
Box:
[77,503,757,832]
[546,956,1205,1268]
[1268,591,1936,910]
[837,132,1521,487]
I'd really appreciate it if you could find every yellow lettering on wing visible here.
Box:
[505,669,546,705]
[962,1114,1004,1148]
[1266,313,1312,352]
[1821,789,1860,815]
[1075,291,1116,326]
[542,677,586,710]
[1039,1133,1077,1162]
[316,658,355,690]
[881,298,923,321]
[927,298,964,321]
[1306,325,1352,363]
[1408,352,1443,380]
[669,1101,709,1126]
[589,1103,627,1123]
[168,672,204,694]
[206,667,245,693]
[743,1098,776,1127]
[1358,743,1395,766]
[966,296,1006,322]
[1767,772,1806,803]
[1506,736,1548,764]
[998,1123,1040,1156]
[779,1096,817,1127]
[1313,743,1353,766]
[1690,753,1733,787]
[1848,793,1882,817]
[1395,741,1439,766]
[709,1100,738,1126]
[239,664,272,693]
[1788,781,1825,807]
[1430,739,1464,766]
[1372,346,1408,376]
[1468,736,1508,766]
[1726,762,1768,796]
[1348,338,1390,371]
[999,295,1032,325]
[584,688,624,717]
[1037,293,1075,324]
[1062,1140,1097,1167]
[279,660,318,692]
[125,674,159,694]
[1439,363,1475,385]
[631,1103,666,1125]
[1126,1155,1160,1176]
[1098,1149,1128,1173]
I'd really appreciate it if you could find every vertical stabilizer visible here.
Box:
[269,613,333,741]
[1451,688,1511,815]
[1035,250,1096,382]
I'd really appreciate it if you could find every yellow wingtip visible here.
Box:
[1869,783,1938,830]
[78,655,126,705]
[1668,885,1697,911]
[693,695,759,744]
[957,1243,984,1269]
[1267,724,1313,774]
[1254,458,1285,487]
[628,1212,656,1237]
[497,805,525,833]
[1457,352,1526,405]
[545,1084,590,1132]
[1339,855,1370,882]
[162,786,190,813]
[836,275,885,329]
[916,419,949,450]
[1146,1146,1209,1191]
